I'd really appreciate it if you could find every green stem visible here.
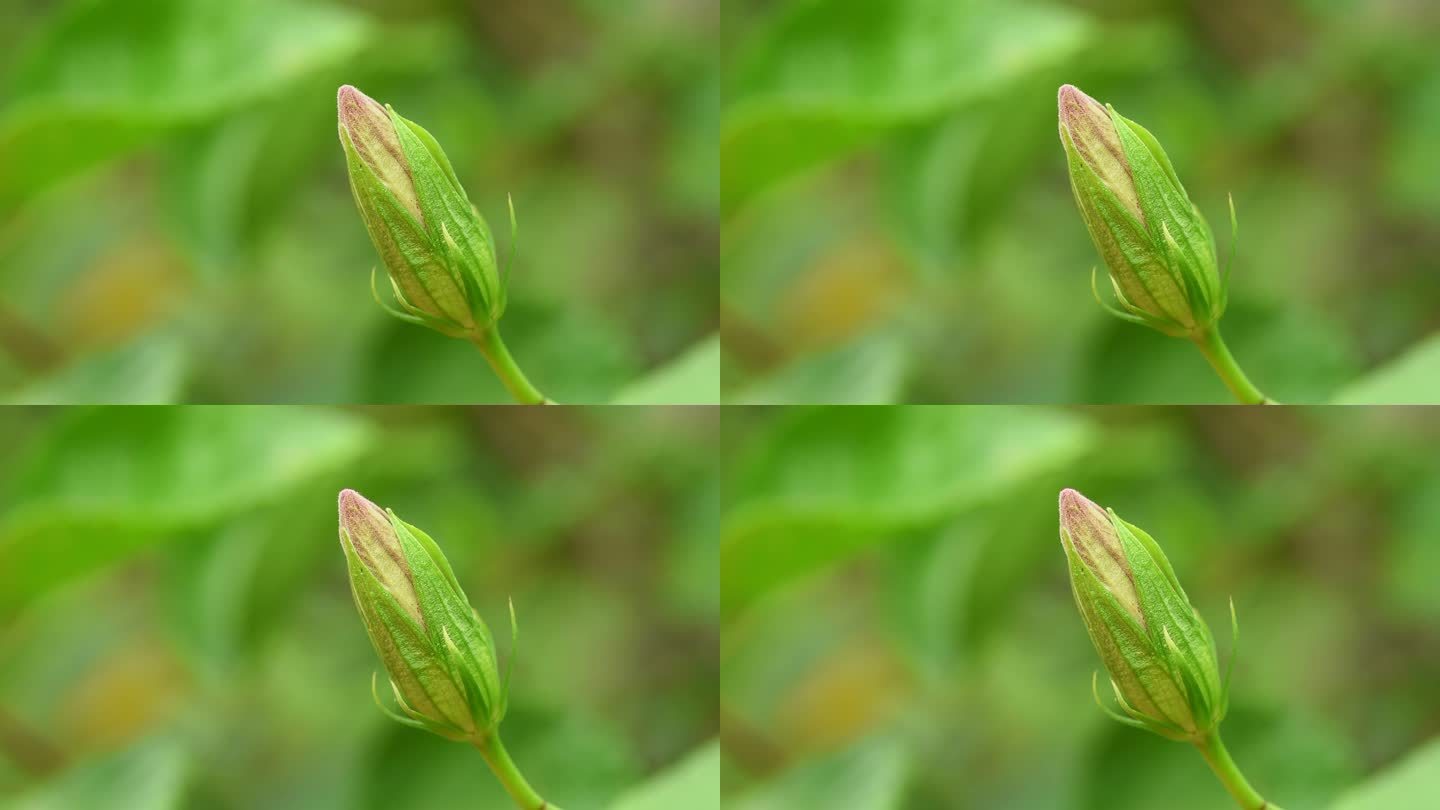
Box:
[1191,325,1275,405]
[469,327,553,405]
[473,733,562,810]
[1195,730,1283,810]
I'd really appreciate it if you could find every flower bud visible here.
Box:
[339,489,507,740]
[1058,488,1227,741]
[338,85,505,338]
[1058,85,1226,338]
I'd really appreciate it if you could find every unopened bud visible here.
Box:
[1058,84,1226,337]
[1058,488,1227,741]
[339,489,507,741]
[338,85,505,338]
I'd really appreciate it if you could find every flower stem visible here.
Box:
[473,732,562,810]
[469,327,554,405]
[1191,325,1275,404]
[1195,730,1282,810]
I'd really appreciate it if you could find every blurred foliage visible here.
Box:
[0,405,719,809]
[0,0,718,403]
[721,406,1440,808]
[722,0,1440,403]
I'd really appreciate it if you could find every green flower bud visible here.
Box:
[1058,488,1229,741]
[1058,85,1229,338]
[339,489,508,741]
[338,85,506,338]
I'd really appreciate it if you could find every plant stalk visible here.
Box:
[1191,325,1274,405]
[473,732,561,810]
[469,327,553,405]
[1195,730,1282,810]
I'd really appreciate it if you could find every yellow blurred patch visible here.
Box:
[775,639,911,754]
[58,638,189,751]
[57,240,190,349]
[776,237,907,352]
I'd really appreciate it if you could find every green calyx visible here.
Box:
[1061,501,1233,742]
[1060,87,1232,338]
[341,509,512,742]
[339,96,507,339]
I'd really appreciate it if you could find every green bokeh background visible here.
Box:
[0,0,718,404]
[0,406,719,809]
[722,0,1440,403]
[721,406,1440,808]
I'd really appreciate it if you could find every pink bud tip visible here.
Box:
[338,488,423,623]
[338,488,395,563]
[337,85,383,123]
[336,84,423,224]
[1059,488,1143,625]
[1057,84,1141,221]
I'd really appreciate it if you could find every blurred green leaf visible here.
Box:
[1334,333,1440,404]
[722,407,1094,614]
[727,333,909,405]
[2,331,188,404]
[1332,737,1440,810]
[0,737,188,810]
[1081,707,1359,810]
[162,496,342,679]
[363,303,639,404]
[1384,69,1440,219]
[881,114,990,274]
[0,0,373,210]
[363,709,640,810]
[609,741,719,810]
[723,0,1093,212]
[881,522,986,680]
[727,738,908,810]
[1384,477,1440,621]
[0,407,374,610]
[613,335,720,404]
[1081,300,1360,403]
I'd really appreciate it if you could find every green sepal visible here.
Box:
[497,194,518,296]
[1108,671,1192,741]
[371,672,442,735]
[369,267,436,329]
[390,514,506,731]
[1063,532,1192,730]
[1090,267,1178,333]
[1117,518,1220,680]
[1220,193,1238,311]
[389,109,505,328]
[340,124,474,332]
[1110,107,1222,326]
[500,597,518,711]
[1063,134,1196,333]
[341,530,475,736]
[387,672,474,742]
[1091,671,1154,732]
[1112,514,1223,732]
[1220,597,1239,717]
